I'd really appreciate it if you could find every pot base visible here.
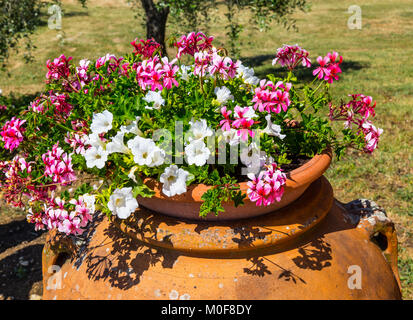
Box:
[42,177,401,300]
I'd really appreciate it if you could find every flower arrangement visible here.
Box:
[0,32,383,235]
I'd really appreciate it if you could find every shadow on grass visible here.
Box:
[0,92,40,111]
[240,54,370,81]
[63,11,89,18]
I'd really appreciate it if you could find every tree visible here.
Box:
[0,0,43,70]
[128,0,310,56]
[0,0,87,71]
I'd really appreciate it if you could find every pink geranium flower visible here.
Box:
[232,106,257,141]
[272,44,311,70]
[131,38,160,58]
[219,106,232,132]
[313,51,343,83]
[313,56,331,80]
[193,51,212,77]
[46,54,72,81]
[362,121,383,153]
[1,117,26,151]
[42,143,76,185]
[252,80,291,114]
[247,177,272,206]
[247,163,287,206]
[161,57,179,89]
[174,32,214,58]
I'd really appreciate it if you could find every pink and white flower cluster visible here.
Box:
[46,54,72,81]
[313,51,343,84]
[29,92,73,120]
[42,143,76,185]
[220,106,258,141]
[174,32,214,58]
[272,44,311,70]
[252,80,292,114]
[0,156,43,208]
[247,164,287,206]
[192,48,241,80]
[362,122,383,153]
[133,56,179,91]
[329,94,382,153]
[28,195,94,235]
[64,120,89,155]
[1,117,26,151]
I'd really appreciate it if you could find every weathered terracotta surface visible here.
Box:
[42,177,401,300]
[138,149,332,221]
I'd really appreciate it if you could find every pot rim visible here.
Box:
[142,147,332,203]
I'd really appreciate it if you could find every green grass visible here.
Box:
[0,0,412,299]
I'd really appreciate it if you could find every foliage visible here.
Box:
[0,0,43,70]
[0,32,383,235]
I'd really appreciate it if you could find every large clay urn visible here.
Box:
[41,150,402,300]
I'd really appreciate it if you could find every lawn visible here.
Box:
[0,0,412,299]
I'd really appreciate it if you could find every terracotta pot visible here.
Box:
[42,177,402,300]
[138,149,332,221]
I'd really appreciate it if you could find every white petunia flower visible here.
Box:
[185,140,211,166]
[262,114,286,139]
[90,110,113,134]
[82,194,96,214]
[179,65,192,81]
[214,86,234,106]
[222,128,241,146]
[84,146,109,169]
[127,136,165,167]
[106,132,130,154]
[187,118,213,143]
[107,187,139,219]
[160,165,189,197]
[237,63,260,86]
[143,91,165,110]
[240,142,270,175]
[128,166,139,183]
[86,133,106,149]
[148,147,166,167]
[120,118,143,136]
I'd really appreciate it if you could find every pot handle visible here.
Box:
[42,230,76,292]
[343,199,401,289]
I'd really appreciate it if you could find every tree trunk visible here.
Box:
[140,0,169,56]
